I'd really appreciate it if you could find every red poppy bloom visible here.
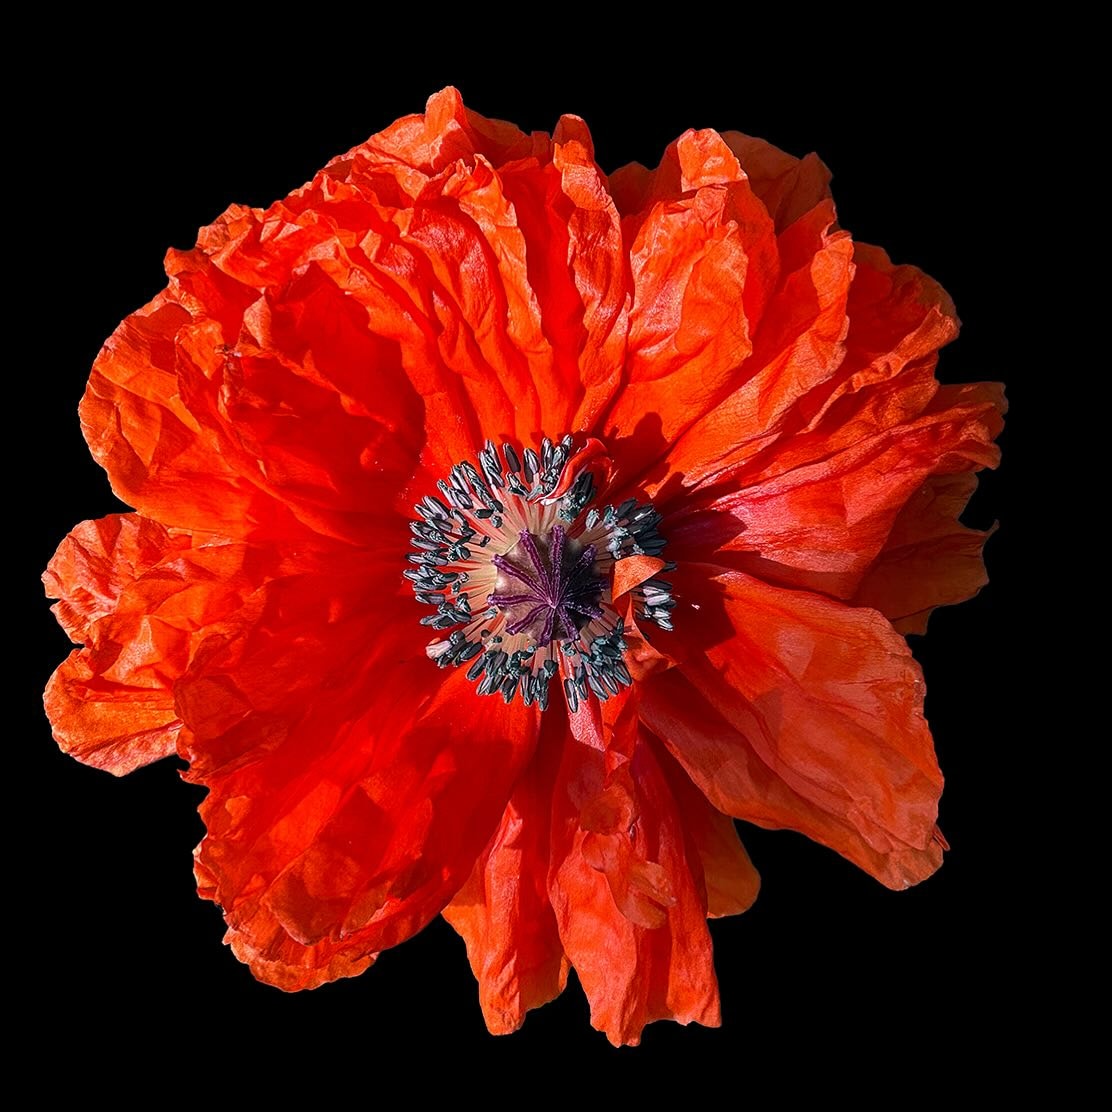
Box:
[44,88,1004,1045]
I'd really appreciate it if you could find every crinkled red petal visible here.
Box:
[602,130,779,489]
[853,471,998,633]
[668,377,1005,600]
[182,566,539,963]
[43,514,280,775]
[442,706,570,1034]
[652,740,761,919]
[194,855,378,992]
[549,691,720,1046]
[640,565,945,889]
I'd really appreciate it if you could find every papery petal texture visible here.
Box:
[549,694,721,1046]
[45,88,1003,1045]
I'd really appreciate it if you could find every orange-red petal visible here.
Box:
[853,472,998,633]
[627,200,853,504]
[442,708,569,1034]
[721,131,834,232]
[82,254,424,548]
[601,130,779,488]
[497,121,629,435]
[653,741,761,919]
[182,569,540,966]
[669,378,1005,600]
[642,565,944,889]
[549,695,719,1046]
[322,86,551,194]
[43,514,274,775]
[314,89,629,473]
[194,855,378,992]
[650,196,973,524]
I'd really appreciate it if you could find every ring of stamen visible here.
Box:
[405,436,675,710]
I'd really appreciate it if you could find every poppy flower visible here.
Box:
[43,87,1004,1045]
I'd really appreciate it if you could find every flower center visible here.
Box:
[406,436,675,711]
[490,526,604,645]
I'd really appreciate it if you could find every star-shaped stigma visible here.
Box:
[489,525,605,646]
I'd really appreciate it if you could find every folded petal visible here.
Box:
[601,130,779,487]
[659,241,941,502]
[640,565,944,889]
[669,377,1005,599]
[314,91,629,470]
[194,856,378,992]
[549,695,719,1046]
[182,569,540,963]
[43,513,190,642]
[322,86,551,196]
[83,229,426,547]
[636,198,853,504]
[442,709,569,1034]
[652,742,760,919]
[497,120,630,435]
[853,472,998,633]
[312,132,628,491]
[43,515,276,775]
[80,292,288,541]
[721,131,834,232]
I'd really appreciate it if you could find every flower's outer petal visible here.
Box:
[215,264,425,534]
[80,292,290,542]
[677,246,971,491]
[43,515,271,776]
[194,856,378,992]
[321,91,630,470]
[381,159,549,454]
[85,90,627,551]
[819,244,960,414]
[660,246,1004,602]
[44,514,190,644]
[323,87,552,198]
[643,198,853,503]
[182,569,540,967]
[549,694,720,1046]
[295,88,559,469]
[653,742,761,919]
[720,131,834,232]
[600,131,780,487]
[175,550,400,773]
[46,654,181,777]
[669,377,1005,599]
[611,128,833,233]
[300,151,609,494]
[442,707,569,1034]
[497,119,630,436]
[657,241,1002,539]
[168,208,428,546]
[271,182,497,484]
[641,565,944,889]
[83,233,426,548]
[609,131,851,501]
[853,472,997,634]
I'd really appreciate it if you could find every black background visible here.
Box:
[21,46,1036,1078]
